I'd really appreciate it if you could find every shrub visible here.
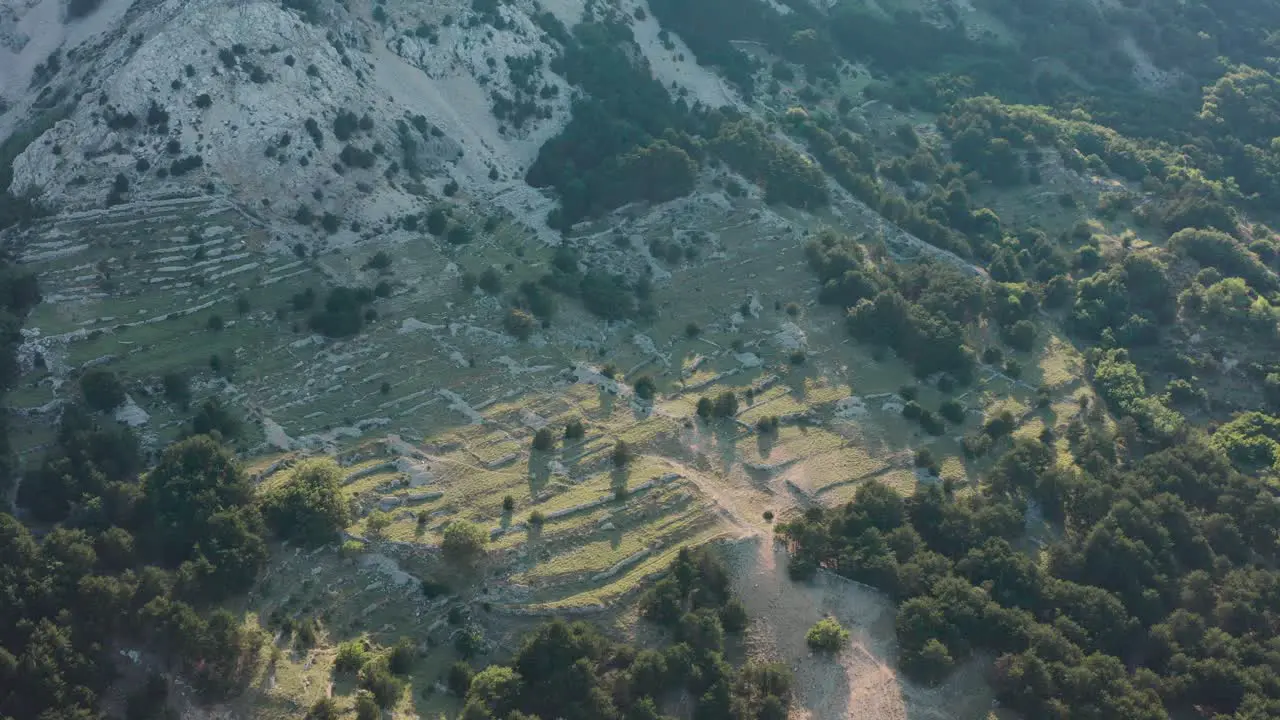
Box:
[339,145,376,169]
[919,410,945,436]
[719,598,748,632]
[365,510,391,538]
[1036,385,1052,408]
[447,662,474,696]
[464,666,522,716]
[333,110,359,141]
[914,447,935,469]
[502,495,515,512]
[309,286,373,338]
[901,401,922,420]
[442,521,488,565]
[66,0,105,21]
[387,638,416,676]
[162,371,191,408]
[528,510,545,528]
[612,440,632,467]
[503,308,536,340]
[696,396,714,419]
[206,314,224,332]
[788,554,817,581]
[427,208,449,235]
[260,458,351,546]
[478,268,502,294]
[531,427,555,451]
[962,432,992,458]
[320,213,341,234]
[1005,319,1036,352]
[354,692,379,720]
[358,659,403,708]
[305,698,339,720]
[901,638,954,685]
[685,322,701,338]
[579,270,637,321]
[447,225,473,245]
[1165,379,1199,406]
[191,398,242,440]
[454,628,481,658]
[633,376,657,401]
[460,271,478,293]
[763,510,774,521]
[1003,358,1022,379]
[81,370,126,412]
[169,155,203,176]
[334,638,372,673]
[713,391,739,418]
[984,410,1016,438]
[939,399,965,424]
[805,618,849,652]
[564,419,585,440]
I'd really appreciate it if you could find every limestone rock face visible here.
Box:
[3,0,574,241]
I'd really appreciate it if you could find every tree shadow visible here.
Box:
[525,522,543,550]
[631,400,654,422]
[610,466,630,499]
[526,452,552,498]
[756,430,776,459]
[715,423,738,473]
[598,386,615,416]
[785,365,811,402]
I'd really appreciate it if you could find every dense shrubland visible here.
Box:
[527,17,840,229]
[0,262,347,716]
[14,1,1280,718]
[778,437,1280,718]
[454,547,792,720]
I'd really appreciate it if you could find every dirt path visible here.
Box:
[722,539,997,720]
[661,428,795,537]
[664,424,998,719]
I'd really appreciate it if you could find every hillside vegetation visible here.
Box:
[5,0,1280,718]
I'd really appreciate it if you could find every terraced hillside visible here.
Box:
[8,0,1280,718]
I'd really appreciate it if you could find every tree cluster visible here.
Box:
[457,547,790,720]
[778,434,1280,718]
[805,231,984,381]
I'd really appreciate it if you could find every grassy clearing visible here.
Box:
[513,505,707,584]
[524,525,726,611]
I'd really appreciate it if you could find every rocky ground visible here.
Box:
[0,0,1092,717]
